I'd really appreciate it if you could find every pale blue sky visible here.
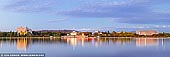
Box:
[0,0,170,32]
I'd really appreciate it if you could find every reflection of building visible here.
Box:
[17,38,28,51]
[63,38,93,47]
[67,38,77,47]
[136,30,158,35]
[94,38,100,47]
[17,26,32,35]
[136,38,158,46]
[0,40,2,47]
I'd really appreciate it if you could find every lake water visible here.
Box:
[0,37,170,57]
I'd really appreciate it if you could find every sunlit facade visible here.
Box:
[70,31,78,36]
[62,31,88,38]
[136,30,158,35]
[17,26,32,35]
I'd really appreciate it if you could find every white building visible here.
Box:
[70,31,78,35]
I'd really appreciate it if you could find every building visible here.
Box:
[70,31,78,35]
[17,26,32,35]
[93,30,102,35]
[78,32,92,36]
[62,31,88,38]
[136,30,158,35]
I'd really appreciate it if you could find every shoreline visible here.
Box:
[0,37,169,39]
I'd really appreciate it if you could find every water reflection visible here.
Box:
[0,37,167,51]
[17,38,28,51]
[136,38,158,46]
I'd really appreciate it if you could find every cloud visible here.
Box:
[60,4,150,18]
[3,0,57,13]
[47,18,67,23]
[2,0,170,24]
[59,0,170,24]
[59,0,150,17]
[114,14,170,24]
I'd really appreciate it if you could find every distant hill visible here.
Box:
[33,30,77,33]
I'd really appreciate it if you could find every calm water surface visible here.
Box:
[0,37,170,57]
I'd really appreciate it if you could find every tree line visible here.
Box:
[0,31,170,37]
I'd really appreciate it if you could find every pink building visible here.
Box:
[136,30,158,35]
[17,26,32,35]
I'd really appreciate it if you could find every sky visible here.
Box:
[0,0,170,32]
